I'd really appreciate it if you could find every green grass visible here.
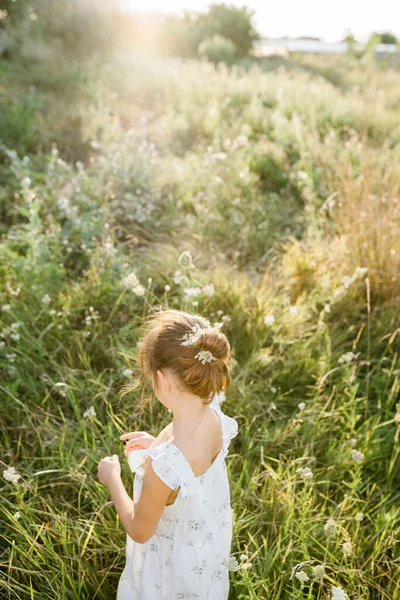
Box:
[0,42,399,600]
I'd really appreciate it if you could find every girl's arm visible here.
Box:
[98,454,173,544]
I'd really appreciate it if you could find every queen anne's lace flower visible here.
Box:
[194,350,217,365]
[3,467,21,484]
[83,406,96,418]
[296,466,313,480]
[332,585,348,600]
[180,321,223,347]
[351,449,365,464]
[324,517,338,536]
[295,570,309,582]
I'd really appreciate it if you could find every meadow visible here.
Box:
[1,41,400,599]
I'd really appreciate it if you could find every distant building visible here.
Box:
[254,38,398,56]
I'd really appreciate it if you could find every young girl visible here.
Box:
[98,309,238,599]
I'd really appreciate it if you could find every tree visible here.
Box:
[375,31,398,45]
[197,3,260,58]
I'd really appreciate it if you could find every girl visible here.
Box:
[98,309,238,600]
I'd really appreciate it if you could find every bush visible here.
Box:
[198,34,237,64]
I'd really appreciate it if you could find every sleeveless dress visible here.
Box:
[116,392,238,600]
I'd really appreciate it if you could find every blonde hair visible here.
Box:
[120,309,231,408]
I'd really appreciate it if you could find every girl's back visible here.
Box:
[117,392,238,600]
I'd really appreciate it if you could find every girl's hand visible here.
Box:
[120,431,156,455]
[98,454,121,488]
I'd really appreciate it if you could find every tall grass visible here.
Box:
[1,43,399,600]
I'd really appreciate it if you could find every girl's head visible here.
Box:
[132,309,231,408]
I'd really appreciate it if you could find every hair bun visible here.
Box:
[195,328,231,364]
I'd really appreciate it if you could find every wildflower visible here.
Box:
[183,287,201,298]
[240,554,248,561]
[164,285,171,292]
[270,386,277,393]
[298,402,306,411]
[351,449,365,464]
[341,275,355,288]
[356,512,364,521]
[121,272,139,288]
[324,517,337,536]
[83,406,96,419]
[21,177,31,188]
[13,511,21,520]
[178,251,195,269]
[224,556,240,571]
[313,564,325,582]
[269,402,276,410]
[342,542,353,556]
[264,314,275,325]
[6,353,17,362]
[3,467,21,484]
[297,171,308,180]
[192,300,199,307]
[295,570,309,582]
[332,586,348,600]
[289,305,299,315]
[10,333,20,341]
[41,294,51,304]
[222,314,231,324]
[296,466,313,480]
[259,350,271,364]
[324,304,331,313]
[354,267,368,278]
[338,351,355,364]
[202,283,215,297]
[241,562,252,569]
[1,304,11,312]
[122,369,133,377]
[132,284,145,296]
[173,270,182,284]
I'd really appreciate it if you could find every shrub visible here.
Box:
[198,34,237,64]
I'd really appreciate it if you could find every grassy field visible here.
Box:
[1,42,400,600]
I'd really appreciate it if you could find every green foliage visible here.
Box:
[0,33,400,600]
[198,34,237,64]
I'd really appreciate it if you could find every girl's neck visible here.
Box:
[171,394,207,437]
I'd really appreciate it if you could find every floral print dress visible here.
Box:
[116,392,238,600]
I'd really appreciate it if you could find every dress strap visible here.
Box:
[210,392,238,457]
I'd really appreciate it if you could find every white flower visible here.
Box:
[13,511,21,520]
[222,314,231,324]
[178,250,195,269]
[122,369,133,377]
[354,267,368,278]
[132,284,145,296]
[342,542,353,556]
[202,283,215,297]
[121,272,139,288]
[164,284,171,292]
[351,449,365,464]
[289,305,299,315]
[41,294,51,304]
[194,350,217,365]
[332,586,348,600]
[192,300,199,307]
[173,270,182,284]
[3,466,21,484]
[298,402,306,411]
[297,170,308,180]
[83,406,96,419]
[324,304,331,313]
[240,554,248,561]
[226,556,240,571]
[356,512,364,521]
[1,304,11,312]
[295,570,309,582]
[241,562,252,569]
[296,466,313,480]
[264,314,275,325]
[338,351,356,364]
[10,333,20,341]
[313,564,325,581]
[270,386,277,393]
[21,177,31,188]
[341,275,355,288]
[324,517,338,535]
[269,402,276,410]
[183,287,201,298]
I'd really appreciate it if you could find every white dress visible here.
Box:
[116,392,238,600]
